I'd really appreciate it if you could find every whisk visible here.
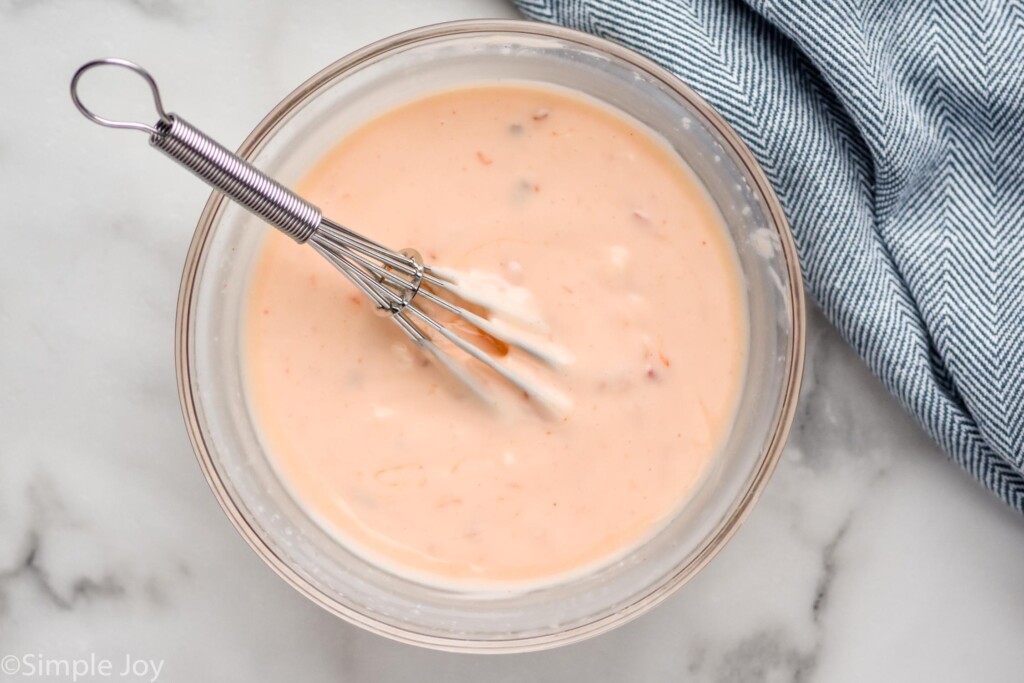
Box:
[70,58,569,410]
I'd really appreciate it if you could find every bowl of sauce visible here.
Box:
[177,20,804,651]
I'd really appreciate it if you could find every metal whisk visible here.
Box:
[70,58,568,410]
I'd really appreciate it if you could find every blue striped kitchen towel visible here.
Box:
[513,0,1024,511]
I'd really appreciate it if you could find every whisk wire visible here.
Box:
[313,219,419,275]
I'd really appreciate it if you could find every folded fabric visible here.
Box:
[514,0,1024,511]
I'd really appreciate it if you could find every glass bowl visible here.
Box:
[176,20,804,652]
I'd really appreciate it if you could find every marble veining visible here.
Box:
[2,0,1023,681]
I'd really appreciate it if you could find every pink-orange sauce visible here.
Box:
[244,85,747,584]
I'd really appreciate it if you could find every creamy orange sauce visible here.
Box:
[244,85,747,585]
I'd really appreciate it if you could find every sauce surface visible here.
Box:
[244,85,747,584]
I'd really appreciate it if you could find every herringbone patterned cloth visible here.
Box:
[514,0,1024,511]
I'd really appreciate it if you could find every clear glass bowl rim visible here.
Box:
[175,18,806,652]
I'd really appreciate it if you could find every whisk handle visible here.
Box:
[70,58,321,243]
[151,115,321,243]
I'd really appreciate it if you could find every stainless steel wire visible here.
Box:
[152,116,322,243]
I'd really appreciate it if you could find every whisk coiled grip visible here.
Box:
[151,115,321,243]
[70,58,322,244]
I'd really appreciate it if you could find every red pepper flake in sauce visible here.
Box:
[644,347,668,379]
[374,463,424,487]
[476,150,493,165]
[436,495,463,509]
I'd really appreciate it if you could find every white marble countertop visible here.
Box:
[3,1,1023,681]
